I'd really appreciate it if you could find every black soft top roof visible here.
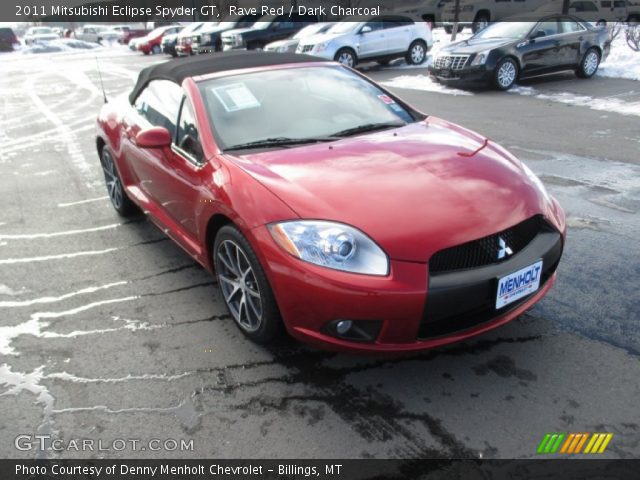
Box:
[129,51,326,103]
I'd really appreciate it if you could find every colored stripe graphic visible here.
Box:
[539,433,613,454]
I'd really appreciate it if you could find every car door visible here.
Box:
[381,16,414,54]
[520,19,563,75]
[558,17,586,67]
[357,20,387,59]
[122,80,183,212]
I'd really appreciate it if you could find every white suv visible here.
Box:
[296,15,432,68]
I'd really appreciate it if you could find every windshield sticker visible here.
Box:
[211,83,260,112]
[378,94,396,105]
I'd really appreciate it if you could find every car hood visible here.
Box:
[440,37,515,54]
[224,118,553,262]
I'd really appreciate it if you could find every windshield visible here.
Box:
[199,66,416,151]
[473,22,532,40]
[328,22,361,34]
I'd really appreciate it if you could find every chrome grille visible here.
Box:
[434,55,469,70]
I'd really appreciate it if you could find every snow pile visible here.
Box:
[20,39,101,55]
[509,86,640,117]
[598,28,640,81]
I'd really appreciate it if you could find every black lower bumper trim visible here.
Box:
[418,228,563,340]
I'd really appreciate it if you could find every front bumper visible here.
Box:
[250,215,564,353]
[428,64,494,85]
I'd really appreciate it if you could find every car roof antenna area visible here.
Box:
[95,56,108,103]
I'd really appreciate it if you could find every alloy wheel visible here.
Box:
[497,61,516,88]
[101,150,123,210]
[411,44,426,64]
[338,52,354,67]
[583,51,599,76]
[216,239,263,332]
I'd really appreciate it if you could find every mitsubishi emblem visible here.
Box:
[497,237,513,260]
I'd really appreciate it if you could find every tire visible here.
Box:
[576,48,600,78]
[214,225,282,344]
[406,40,427,65]
[334,48,357,68]
[247,42,264,51]
[152,44,161,55]
[100,147,137,217]
[493,57,518,90]
[472,14,490,34]
[215,39,222,52]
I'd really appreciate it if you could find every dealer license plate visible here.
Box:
[496,260,543,309]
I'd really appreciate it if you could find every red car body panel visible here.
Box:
[96,62,566,353]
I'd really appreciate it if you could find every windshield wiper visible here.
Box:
[224,136,337,151]
[331,122,405,138]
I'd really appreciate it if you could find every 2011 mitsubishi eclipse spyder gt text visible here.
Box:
[95,51,566,353]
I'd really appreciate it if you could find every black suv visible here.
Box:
[221,14,318,51]
[0,27,18,52]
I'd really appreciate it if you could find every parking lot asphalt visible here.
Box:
[1,48,639,459]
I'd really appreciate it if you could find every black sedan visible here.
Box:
[429,16,611,90]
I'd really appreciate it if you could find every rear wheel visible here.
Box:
[214,226,282,344]
[334,48,357,68]
[493,57,518,90]
[100,147,136,217]
[406,40,427,65]
[576,48,600,78]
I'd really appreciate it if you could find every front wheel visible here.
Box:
[214,225,282,344]
[576,48,600,78]
[406,40,427,65]
[493,58,518,90]
[100,147,137,217]
[334,48,357,68]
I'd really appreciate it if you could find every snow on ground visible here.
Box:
[381,75,473,95]
[598,27,640,81]
[508,86,640,117]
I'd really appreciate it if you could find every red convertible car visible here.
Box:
[96,52,565,353]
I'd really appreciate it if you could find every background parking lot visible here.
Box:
[1,41,639,459]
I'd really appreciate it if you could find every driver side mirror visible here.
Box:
[135,127,172,148]
[360,25,372,34]
[530,30,546,41]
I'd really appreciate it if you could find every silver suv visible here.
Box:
[296,16,433,68]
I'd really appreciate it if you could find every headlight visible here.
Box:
[313,42,328,53]
[268,221,389,276]
[471,50,491,65]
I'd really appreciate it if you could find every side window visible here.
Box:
[536,21,559,36]
[176,100,204,163]
[363,21,384,32]
[133,80,183,136]
[561,19,584,32]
